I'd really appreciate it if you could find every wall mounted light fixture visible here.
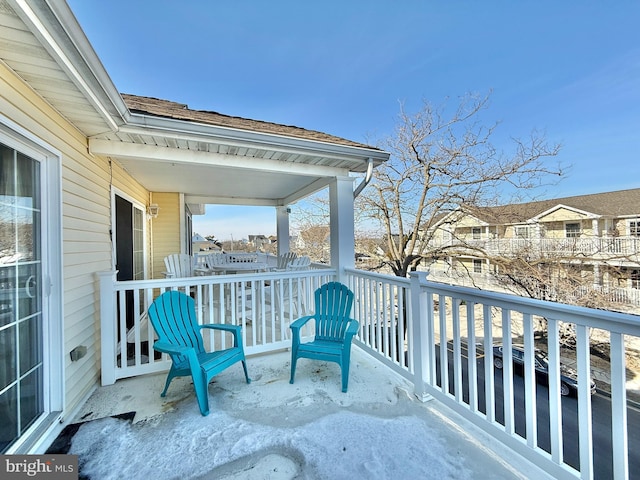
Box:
[147,204,160,218]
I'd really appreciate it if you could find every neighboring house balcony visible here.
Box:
[95,266,640,479]
[428,236,640,264]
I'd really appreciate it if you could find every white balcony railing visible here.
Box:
[345,268,640,480]
[429,235,640,259]
[98,266,640,479]
[98,267,337,384]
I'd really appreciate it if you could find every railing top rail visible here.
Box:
[411,272,640,335]
[345,268,411,287]
[101,268,338,291]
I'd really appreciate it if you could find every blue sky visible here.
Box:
[68,1,640,240]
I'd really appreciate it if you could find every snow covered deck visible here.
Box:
[69,348,549,479]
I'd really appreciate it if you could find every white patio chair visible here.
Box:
[273,251,298,271]
[162,253,197,278]
[286,256,310,271]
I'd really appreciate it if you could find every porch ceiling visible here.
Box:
[106,151,340,207]
[89,115,388,207]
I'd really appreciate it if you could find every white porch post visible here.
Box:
[329,176,355,283]
[97,270,118,386]
[410,271,432,402]
[276,206,291,255]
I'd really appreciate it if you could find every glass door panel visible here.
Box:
[0,143,43,452]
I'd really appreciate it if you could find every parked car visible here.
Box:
[493,344,596,396]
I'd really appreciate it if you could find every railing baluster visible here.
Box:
[483,304,495,424]
[439,294,449,396]
[522,313,537,449]
[452,298,462,403]
[575,324,593,479]
[610,332,629,480]
[502,308,515,435]
[547,319,563,465]
[467,302,478,412]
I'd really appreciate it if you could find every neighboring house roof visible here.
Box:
[464,188,640,225]
[122,95,378,151]
[248,235,270,243]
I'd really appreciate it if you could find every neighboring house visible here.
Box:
[424,188,640,309]
[0,1,388,454]
[248,234,271,250]
[192,233,221,252]
[294,225,330,263]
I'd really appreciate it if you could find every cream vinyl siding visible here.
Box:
[0,63,149,415]
[150,192,182,278]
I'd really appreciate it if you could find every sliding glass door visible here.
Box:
[0,143,43,452]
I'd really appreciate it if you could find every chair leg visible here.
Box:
[242,360,251,384]
[160,369,176,397]
[341,356,350,393]
[192,370,210,416]
[289,354,298,384]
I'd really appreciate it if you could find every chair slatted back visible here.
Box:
[164,254,194,278]
[287,255,310,271]
[313,282,354,342]
[147,291,205,364]
[277,252,298,269]
[205,252,228,267]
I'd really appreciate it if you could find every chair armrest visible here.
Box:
[161,271,175,278]
[345,319,360,336]
[290,315,314,331]
[153,341,191,355]
[200,323,242,347]
[200,323,241,335]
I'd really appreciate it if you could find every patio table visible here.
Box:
[208,262,270,275]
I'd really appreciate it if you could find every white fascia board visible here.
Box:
[533,203,599,221]
[118,114,389,170]
[89,138,350,178]
[10,0,127,130]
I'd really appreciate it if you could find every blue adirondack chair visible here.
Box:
[289,282,359,392]
[147,290,250,416]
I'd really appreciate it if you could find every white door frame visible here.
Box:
[0,114,63,453]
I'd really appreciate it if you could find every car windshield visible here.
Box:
[534,352,549,369]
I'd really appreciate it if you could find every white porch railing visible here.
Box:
[97,266,639,479]
[98,268,336,385]
[427,269,640,310]
[345,268,640,480]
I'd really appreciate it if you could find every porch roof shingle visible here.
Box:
[466,188,640,225]
[121,94,380,151]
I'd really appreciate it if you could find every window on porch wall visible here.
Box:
[515,225,530,239]
[565,222,581,238]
